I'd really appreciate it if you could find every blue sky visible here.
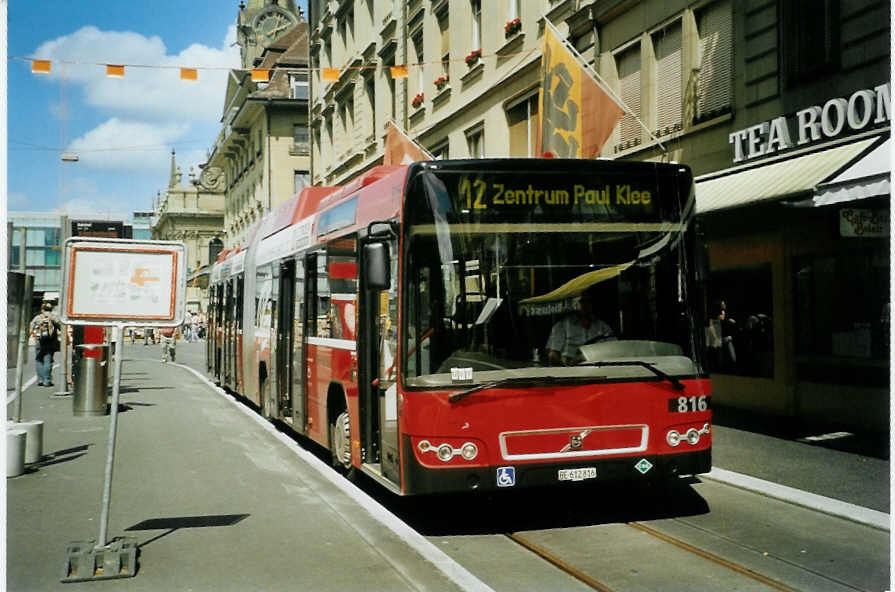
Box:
[6,1,307,217]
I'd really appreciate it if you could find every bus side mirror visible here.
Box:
[364,242,390,290]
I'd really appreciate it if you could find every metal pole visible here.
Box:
[97,324,124,549]
[56,216,72,395]
[12,274,34,423]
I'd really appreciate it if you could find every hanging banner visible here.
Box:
[61,238,187,326]
[537,24,625,158]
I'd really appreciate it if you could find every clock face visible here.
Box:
[254,8,295,42]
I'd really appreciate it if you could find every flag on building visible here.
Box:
[383,121,433,166]
[537,23,625,158]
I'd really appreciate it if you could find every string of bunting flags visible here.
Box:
[14,46,537,83]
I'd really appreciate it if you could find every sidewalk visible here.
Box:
[6,343,484,592]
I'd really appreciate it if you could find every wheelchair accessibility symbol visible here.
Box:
[497,466,516,487]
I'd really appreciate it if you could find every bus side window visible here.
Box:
[316,253,330,338]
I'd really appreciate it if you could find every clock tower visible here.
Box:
[236,0,302,69]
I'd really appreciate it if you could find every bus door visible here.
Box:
[303,252,321,441]
[235,275,244,392]
[223,281,233,385]
[359,235,400,484]
[276,259,295,422]
[292,259,308,430]
[206,286,214,373]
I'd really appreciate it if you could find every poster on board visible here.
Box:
[61,237,187,326]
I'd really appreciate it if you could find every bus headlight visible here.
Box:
[686,428,701,446]
[437,444,455,462]
[666,430,681,447]
[460,442,478,460]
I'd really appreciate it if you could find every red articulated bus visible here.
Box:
[207,158,712,495]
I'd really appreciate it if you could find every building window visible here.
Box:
[386,60,397,123]
[470,0,481,51]
[466,124,484,158]
[293,124,310,153]
[412,33,424,94]
[438,13,450,78]
[294,170,310,194]
[430,141,449,159]
[782,0,838,85]
[506,92,538,157]
[290,73,309,99]
[653,21,682,135]
[696,0,733,121]
[616,43,641,148]
[365,78,376,138]
[26,248,46,266]
[708,266,774,378]
[340,97,354,149]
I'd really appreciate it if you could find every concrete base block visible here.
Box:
[7,429,27,477]
[10,420,44,464]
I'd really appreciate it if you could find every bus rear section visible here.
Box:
[393,159,710,494]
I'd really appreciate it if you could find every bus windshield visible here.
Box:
[402,161,705,388]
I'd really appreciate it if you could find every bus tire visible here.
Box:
[329,410,354,477]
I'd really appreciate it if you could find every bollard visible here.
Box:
[7,429,27,477]
[9,420,44,464]
[73,344,109,417]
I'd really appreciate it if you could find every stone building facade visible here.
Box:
[306,0,890,432]
[151,151,225,313]
[204,0,311,248]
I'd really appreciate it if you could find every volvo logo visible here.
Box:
[569,435,582,450]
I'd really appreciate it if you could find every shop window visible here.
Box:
[695,0,733,122]
[795,250,889,361]
[708,265,774,377]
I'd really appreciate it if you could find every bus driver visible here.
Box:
[546,292,614,366]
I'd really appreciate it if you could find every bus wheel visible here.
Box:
[330,411,353,473]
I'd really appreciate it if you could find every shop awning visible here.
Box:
[695,137,878,214]
[812,137,890,207]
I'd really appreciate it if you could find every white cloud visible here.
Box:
[68,118,189,174]
[33,25,239,124]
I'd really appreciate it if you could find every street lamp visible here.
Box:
[57,151,79,395]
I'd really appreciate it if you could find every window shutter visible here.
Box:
[617,45,641,146]
[654,22,682,133]
[697,0,733,119]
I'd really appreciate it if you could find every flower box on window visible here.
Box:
[434,74,449,90]
[504,18,521,37]
[411,92,425,108]
[464,49,482,67]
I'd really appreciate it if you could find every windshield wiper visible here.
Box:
[448,375,594,403]
[577,360,686,391]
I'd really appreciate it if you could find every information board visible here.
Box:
[61,238,187,326]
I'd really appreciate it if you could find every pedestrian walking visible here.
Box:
[29,300,62,387]
[159,326,180,363]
